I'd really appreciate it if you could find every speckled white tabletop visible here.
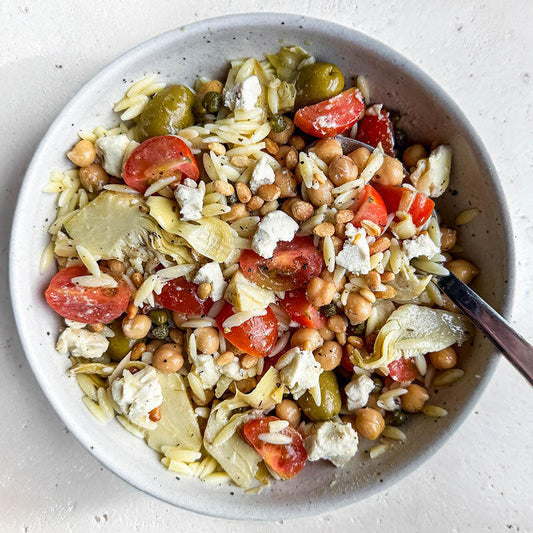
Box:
[1,1,532,531]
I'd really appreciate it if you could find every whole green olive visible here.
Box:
[106,320,136,362]
[136,85,195,141]
[297,371,341,421]
[295,63,344,109]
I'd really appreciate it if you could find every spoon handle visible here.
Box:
[436,274,533,386]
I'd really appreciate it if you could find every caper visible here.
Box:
[295,62,344,108]
[106,320,136,362]
[152,323,169,340]
[320,303,338,318]
[270,114,287,133]
[389,410,408,427]
[371,376,383,394]
[203,91,223,114]
[227,192,239,205]
[347,322,366,337]
[149,309,168,326]
[297,371,341,421]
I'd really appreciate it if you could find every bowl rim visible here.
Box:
[9,12,516,521]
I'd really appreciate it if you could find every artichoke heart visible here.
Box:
[224,271,276,312]
[266,45,312,82]
[389,266,432,304]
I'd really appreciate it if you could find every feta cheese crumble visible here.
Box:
[275,347,323,400]
[304,420,359,467]
[248,156,275,194]
[402,232,440,260]
[224,75,262,112]
[174,178,205,221]
[193,262,227,301]
[111,366,163,429]
[335,224,371,274]
[95,134,137,177]
[345,374,375,411]
[56,326,109,359]
[251,211,298,259]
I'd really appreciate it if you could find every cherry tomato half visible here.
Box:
[373,183,435,227]
[45,265,130,324]
[216,303,278,358]
[239,236,323,292]
[294,88,365,138]
[242,416,307,479]
[388,358,419,382]
[123,135,199,193]
[351,184,388,230]
[356,106,395,155]
[280,290,326,329]
[156,277,213,316]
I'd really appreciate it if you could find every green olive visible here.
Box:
[297,371,341,421]
[148,309,168,326]
[106,320,136,362]
[295,63,344,109]
[136,85,195,141]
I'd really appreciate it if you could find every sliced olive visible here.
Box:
[295,63,344,109]
[297,371,341,421]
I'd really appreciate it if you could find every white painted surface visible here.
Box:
[1,0,532,531]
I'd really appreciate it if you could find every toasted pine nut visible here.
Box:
[208,142,226,156]
[335,210,355,224]
[197,282,212,300]
[127,302,139,320]
[257,183,281,201]
[130,342,147,361]
[221,203,248,222]
[375,285,397,299]
[360,288,377,303]
[149,406,161,422]
[336,332,347,345]
[236,182,252,204]
[288,135,305,151]
[380,271,395,283]
[264,138,279,155]
[347,335,364,349]
[90,323,104,333]
[260,200,279,216]
[246,195,265,210]
[241,354,258,369]
[107,259,126,275]
[131,272,143,288]
[213,180,234,196]
[216,351,235,366]
[313,222,335,237]
[365,271,381,291]
[369,236,391,255]
[231,155,250,168]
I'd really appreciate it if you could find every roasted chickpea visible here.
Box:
[67,139,96,167]
[274,168,297,198]
[355,408,385,440]
[344,293,373,325]
[402,144,427,169]
[268,116,295,145]
[194,327,220,354]
[314,341,342,370]
[306,179,334,207]
[440,227,457,251]
[374,156,404,186]
[447,259,479,284]
[327,314,347,333]
[290,327,324,351]
[152,343,184,373]
[328,155,358,186]
[122,314,151,340]
[429,347,457,370]
[79,163,109,193]
[275,399,301,428]
[107,259,126,276]
[348,147,370,170]
[306,277,336,307]
[401,384,429,413]
[311,138,343,165]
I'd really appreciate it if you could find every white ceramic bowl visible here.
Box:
[10,13,515,520]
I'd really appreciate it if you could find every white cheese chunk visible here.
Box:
[56,326,109,359]
[95,134,137,177]
[174,178,205,221]
[224,75,262,112]
[191,354,220,389]
[111,366,163,429]
[335,224,371,274]
[220,356,258,381]
[275,347,323,400]
[345,374,375,411]
[304,420,359,467]
[194,262,227,301]
[402,232,440,260]
[248,156,275,194]
[251,211,298,259]
[409,145,452,198]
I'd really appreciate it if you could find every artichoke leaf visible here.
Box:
[389,266,432,304]
[266,46,311,82]
[224,271,276,312]
[366,300,396,336]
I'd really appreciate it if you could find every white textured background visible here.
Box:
[1,1,532,531]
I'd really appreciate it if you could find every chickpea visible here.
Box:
[79,163,109,193]
[402,144,427,169]
[287,199,314,222]
[429,347,457,370]
[306,277,336,307]
[327,314,347,333]
[447,259,479,285]
[328,155,358,186]
[401,384,429,413]
[268,116,295,145]
[274,168,297,198]
[191,388,214,407]
[275,399,301,428]
[355,408,385,440]
[348,147,370,169]
[318,326,335,341]
[440,227,457,251]
[152,343,184,373]
[67,140,96,167]
[307,179,334,207]
[194,327,220,354]
[344,293,373,325]
[321,269,345,291]
[374,156,404,186]
[314,341,342,370]
[276,145,298,170]
[290,327,324,351]
[311,138,343,165]
[171,311,187,327]
[145,339,164,354]
[122,314,151,340]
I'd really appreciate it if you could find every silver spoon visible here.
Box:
[331,135,533,385]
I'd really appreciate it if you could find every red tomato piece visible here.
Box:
[123,136,199,193]
[216,303,278,358]
[351,185,388,230]
[156,277,213,316]
[280,290,326,329]
[242,416,307,479]
[294,88,365,138]
[356,106,395,155]
[239,236,323,292]
[45,265,130,324]
[388,358,419,382]
[373,184,435,226]
[340,347,355,372]
[261,351,286,376]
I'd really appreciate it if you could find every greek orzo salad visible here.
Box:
[41,46,478,491]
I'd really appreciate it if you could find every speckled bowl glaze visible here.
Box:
[10,13,515,520]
